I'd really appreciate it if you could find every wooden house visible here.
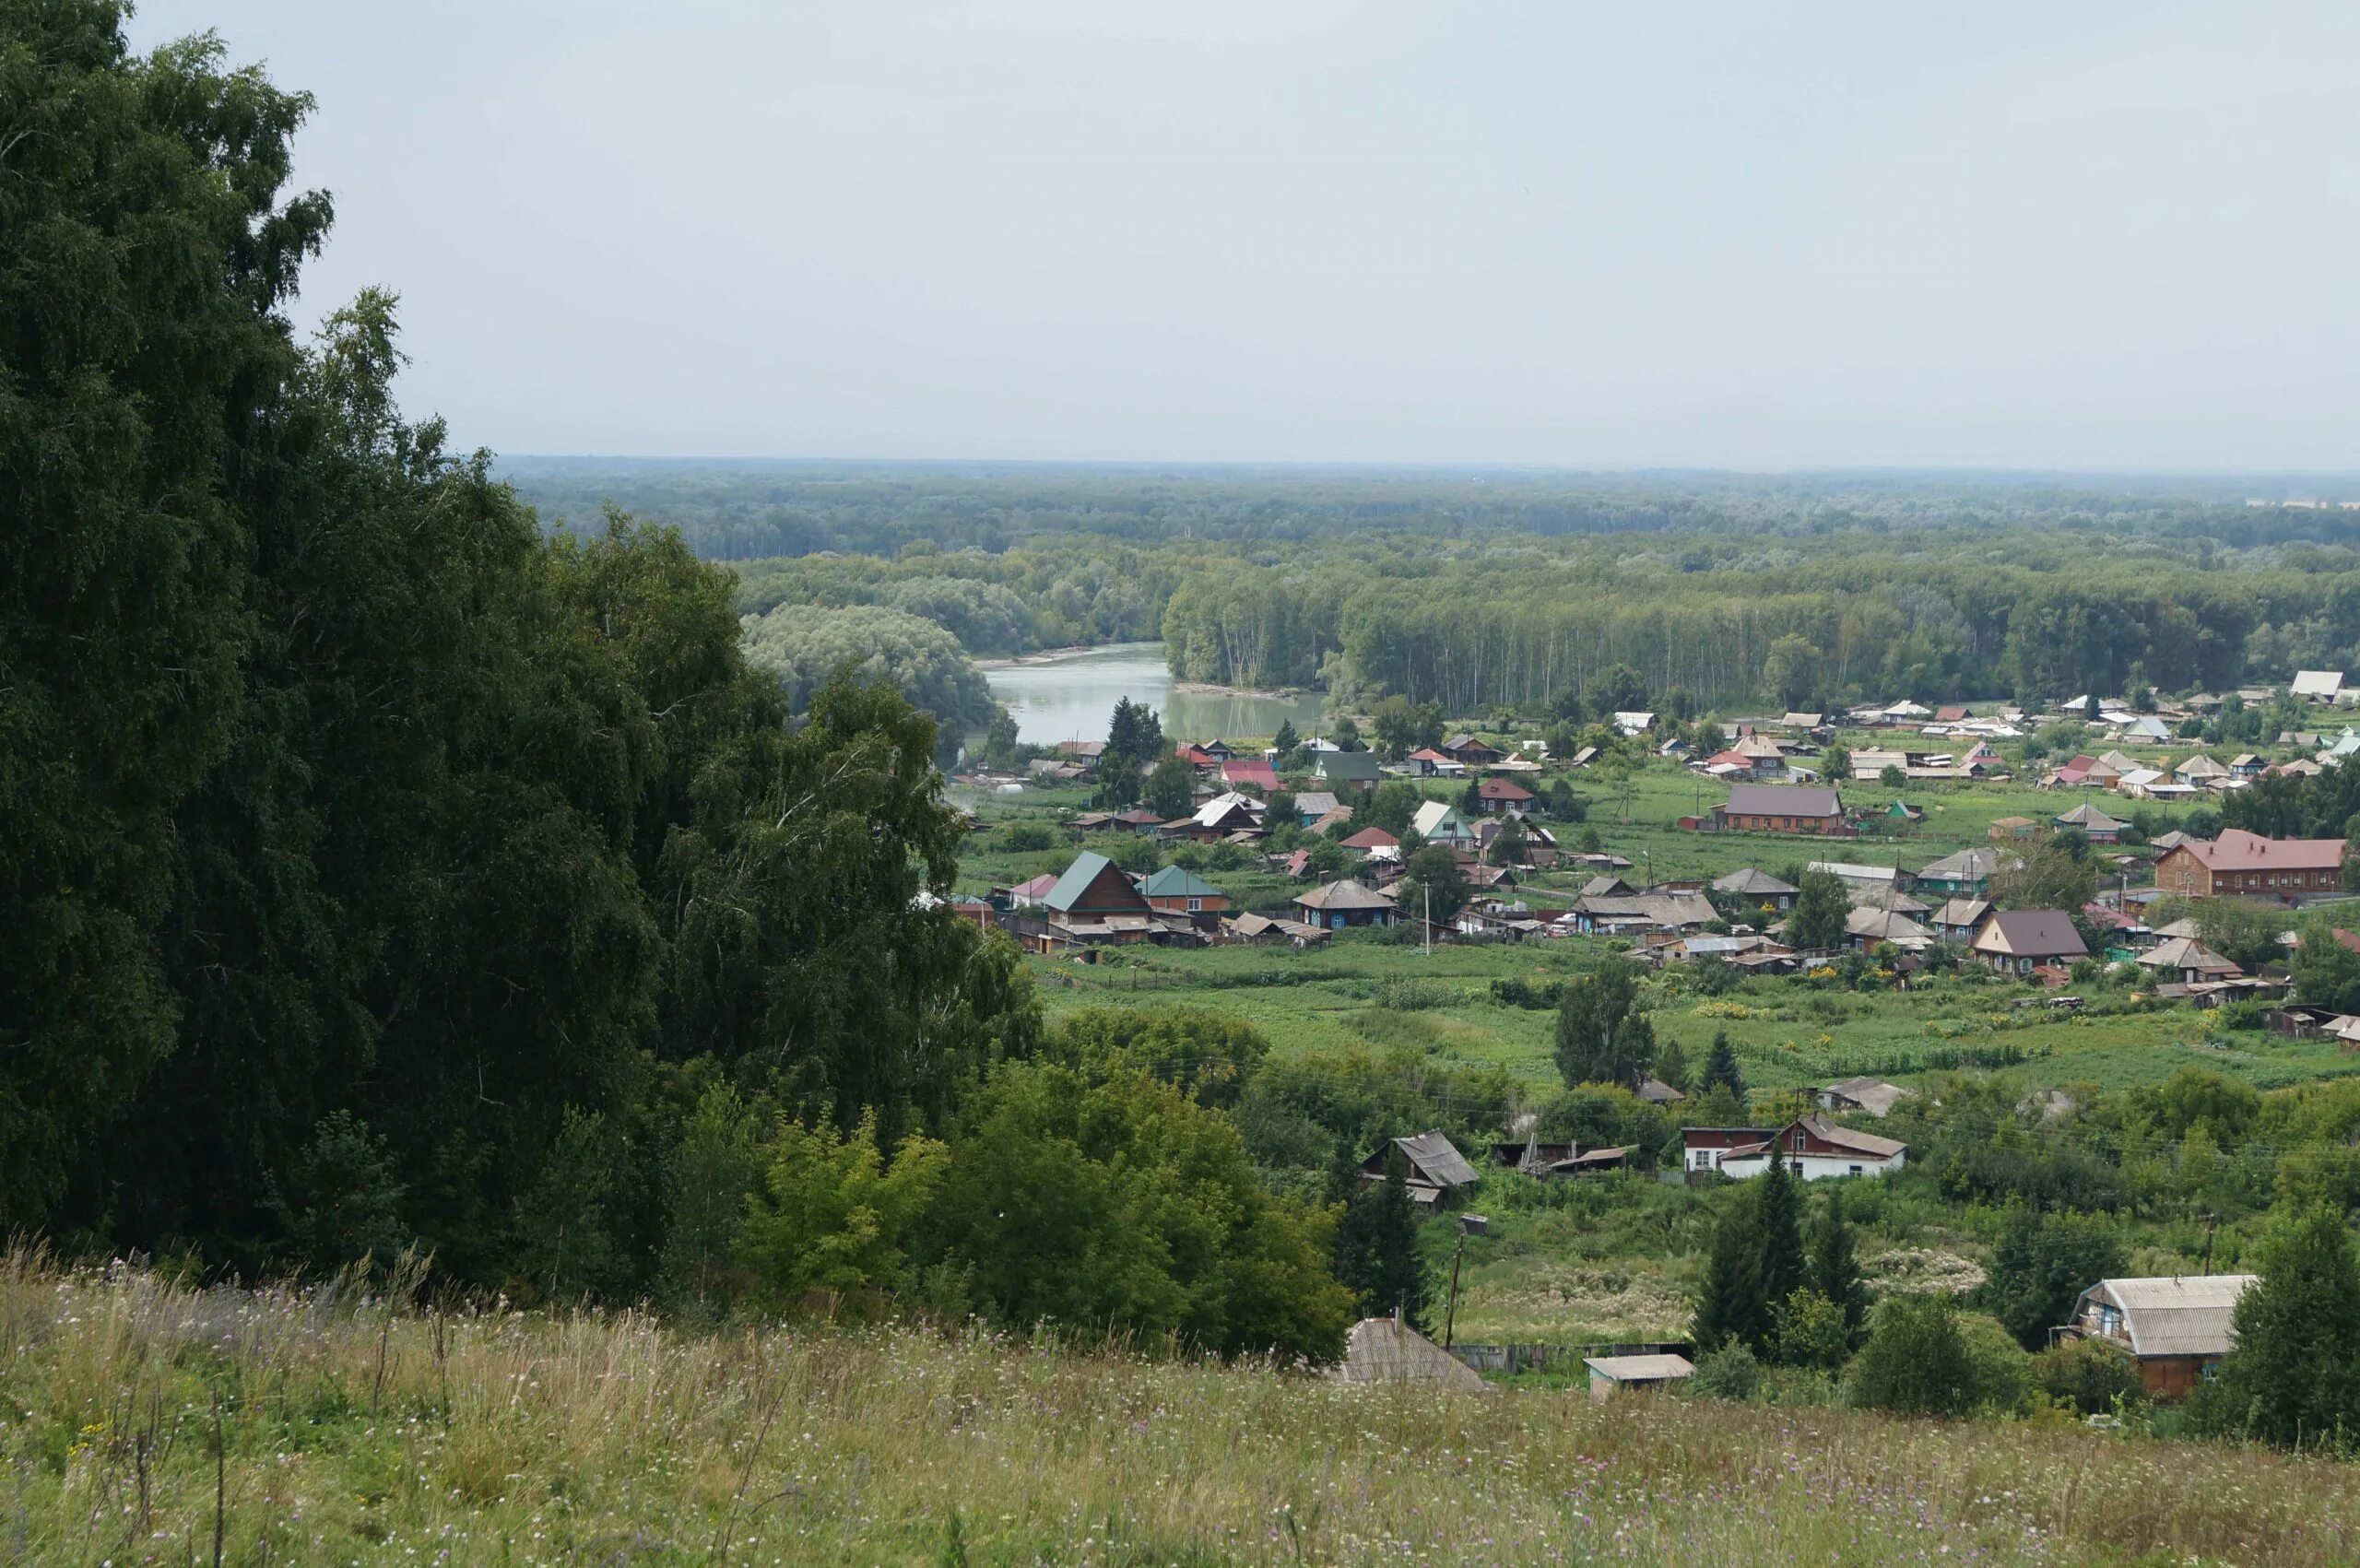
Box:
[1139,865,1229,929]
[1357,1130,1480,1204]
[1293,878,1400,929]
[1434,733,1503,766]
[1473,777,1535,814]
[1038,852,1162,948]
[1710,784,1847,835]
[2066,1276,2258,1399]
[2154,830,2345,901]
[1969,910,2089,974]
[1708,1114,1908,1181]
[1712,867,1799,911]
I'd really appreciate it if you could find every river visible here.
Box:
[982,643,1328,746]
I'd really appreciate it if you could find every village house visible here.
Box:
[1410,798,1478,848]
[1294,878,1400,929]
[1816,1077,1914,1117]
[1841,906,1933,950]
[1168,790,1265,843]
[1473,777,1535,815]
[2065,1276,2259,1399]
[1693,1115,1908,1181]
[1572,890,1717,937]
[1930,897,1991,943]
[1917,847,2001,897]
[2292,669,2349,704]
[2154,829,2346,901]
[1221,758,1278,793]
[2138,936,2244,986]
[1710,784,1847,835]
[1036,852,1165,949]
[1611,711,1657,736]
[1988,816,2039,843]
[1339,824,1401,861]
[1311,750,1382,794]
[2054,802,2125,844]
[1712,867,1799,912]
[1291,790,1341,825]
[1138,865,1229,929]
[1401,746,1464,777]
[1358,1130,1480,1205]
[1221,910,1330,947]
[1438,733,1506,767]
[1969,910,2090,975]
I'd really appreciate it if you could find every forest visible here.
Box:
[516,463,2360,729]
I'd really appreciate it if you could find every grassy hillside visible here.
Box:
[3,1253,2354,1566]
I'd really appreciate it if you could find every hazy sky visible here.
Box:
[128,1,2360,467]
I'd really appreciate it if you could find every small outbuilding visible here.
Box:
[1584,1353,1695,1403]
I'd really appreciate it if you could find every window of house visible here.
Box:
[1848,1165,1863,1176]
[1186,898,1201,912]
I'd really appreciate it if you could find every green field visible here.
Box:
[954,747,2354,1104]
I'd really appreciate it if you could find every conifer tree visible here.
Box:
[1701,1030,1745,1098]
[1809,1185,1871,1350]
[1334,1148,1428,1329]
[2195,1205,2360,1447]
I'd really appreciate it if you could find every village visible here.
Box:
[938,674,2360,1393]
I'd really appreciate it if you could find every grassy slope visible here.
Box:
[5,1256,2354,1567]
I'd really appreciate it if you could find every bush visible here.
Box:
[1690,1340,1761,1402]
[2035,1338,2142,1415]
[1954,1311,2036,1416]
[1848,1294,1975,1417]
[1003,824,1055,853]
[1774,1288,1851,1371]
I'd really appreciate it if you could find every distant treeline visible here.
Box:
[512,462,2360,713]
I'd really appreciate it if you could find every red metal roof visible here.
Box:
[2167,829,2343,873]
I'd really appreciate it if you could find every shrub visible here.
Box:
[1848,1294,1974,1417]
[1774,1288,1851,1371]
[2035,1338,2142,1415]
[1003,824,1055,853]
[1690,1340,1761,1402]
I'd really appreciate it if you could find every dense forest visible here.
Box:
[0,3,1354,1357]
[516,465,2360,718]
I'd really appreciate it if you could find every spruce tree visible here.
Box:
[1753,1158,1805,1323]
[1809,1185,1871,1351]
[1335,1149,1428,1329]
[1693,1187,1766,1351]
[1654,1036,1692,1096]
[2196,1206,2360,1447]
[1701,1030,1745,1098]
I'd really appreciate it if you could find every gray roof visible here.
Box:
[1578,892,1717,929]
[1391,1130,1481,1187]
[1337,1317,1490,1389]
[1713,867,1799,897]
[1295,878,1398,912]
[1723,784,1843,819]
[1919,847,2001,881]
[1585,1353,1694,1384]
[2081,1276,2258,1359]
[1975,909,2087,960]
[1821,1077,1914,1116]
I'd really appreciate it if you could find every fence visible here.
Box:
[1447,1340,1693,1375]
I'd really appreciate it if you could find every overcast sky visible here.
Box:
[129,1,2360,468]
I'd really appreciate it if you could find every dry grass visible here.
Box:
[1,1250,2355,1565]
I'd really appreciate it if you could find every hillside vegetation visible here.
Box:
[5,1252,2355,1567]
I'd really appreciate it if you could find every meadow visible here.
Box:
[6,1251,2358,1567]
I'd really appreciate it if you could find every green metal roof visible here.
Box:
[1044,851,1115,914]
[1139,865,1221,899]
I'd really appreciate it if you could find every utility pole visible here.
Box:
[1442,1212,1487,1350]
[1423,883,1432,957]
